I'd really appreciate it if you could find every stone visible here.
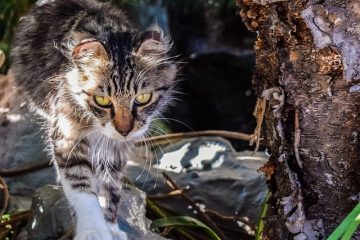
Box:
[26,185,169,240]
[127,137,268,226]
[0,72,55,197]
[26,185,70,240]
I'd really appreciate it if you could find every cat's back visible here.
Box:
[11,0,131,105]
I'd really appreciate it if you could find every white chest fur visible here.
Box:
[86,132,130,182]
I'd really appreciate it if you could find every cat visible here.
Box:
[11,0,177,239]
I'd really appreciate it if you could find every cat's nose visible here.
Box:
[119,130,130,137]
[113,107,133,137]
[115,123,132,137]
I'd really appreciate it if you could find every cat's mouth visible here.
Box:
[102,122,148,142]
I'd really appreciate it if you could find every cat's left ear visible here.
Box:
[72,39,109,68]
[135,25,171,58]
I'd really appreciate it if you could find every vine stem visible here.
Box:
[0,130,253,177]
[0,176,9,215]
[139,130,252,145]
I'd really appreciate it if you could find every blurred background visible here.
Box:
[0,0,257,149]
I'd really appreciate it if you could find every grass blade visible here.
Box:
[256,191,270,240]
[327,202,360,240]
[340,212,360,240]
[151,216,221,240]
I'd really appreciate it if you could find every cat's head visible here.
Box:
[66,25,177,141]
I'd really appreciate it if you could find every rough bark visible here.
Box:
[236,0,360,239]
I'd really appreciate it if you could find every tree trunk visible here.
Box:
[236,0,360,239]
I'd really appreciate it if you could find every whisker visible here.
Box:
[152,116,194,131]
[136,133,149,182]
[147,127,175,149]
[141,131,158,189]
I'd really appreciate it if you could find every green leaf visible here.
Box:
[327,201,360,240]
[151,216,221,240]
[256,191,270,240]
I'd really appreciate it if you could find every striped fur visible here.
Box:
[11,0,177,239]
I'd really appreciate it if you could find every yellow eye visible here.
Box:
[94,95,111,107]
[135,93,152,105]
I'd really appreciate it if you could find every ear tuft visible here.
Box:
[136,25,171,58]
[72,39,108,67]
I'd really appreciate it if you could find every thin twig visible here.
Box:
[250,97,266,153]
[206,208,255,232]
[294,109,303,168]
[148,188,256,236]
[162,172,228,240]
[206,208,253,225]
[0,228,11,240]
[141,130,252,146]
[149,190,255,233]
[0,160,51,177]
[0,211,30,229]
[0,49,5,69]
[148,189,183,200]
[0,176,9,215]
[160,226,175,237]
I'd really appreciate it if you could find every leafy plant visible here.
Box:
[0,0,36,72]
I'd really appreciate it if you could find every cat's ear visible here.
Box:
[135,25,171,58]
[72,39,108,68]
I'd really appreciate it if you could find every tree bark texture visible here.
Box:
[236,0,360,239]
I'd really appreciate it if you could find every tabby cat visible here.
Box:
[11,0,177,239]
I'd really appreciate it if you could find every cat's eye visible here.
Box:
[135,93,152,106]
[94,95,112,107]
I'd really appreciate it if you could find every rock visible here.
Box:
[127,137,268,227]
[117,186,170,240]
[7,195,32,212]
[20,137,267,240]
[0,72,55,197]
[26,185,71,240]
[26,185,169,240]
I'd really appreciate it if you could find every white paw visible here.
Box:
[75,228,113,240]
[107,222,128,240]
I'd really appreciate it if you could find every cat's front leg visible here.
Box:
[56,145,113,240]
[99,176,127,240]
